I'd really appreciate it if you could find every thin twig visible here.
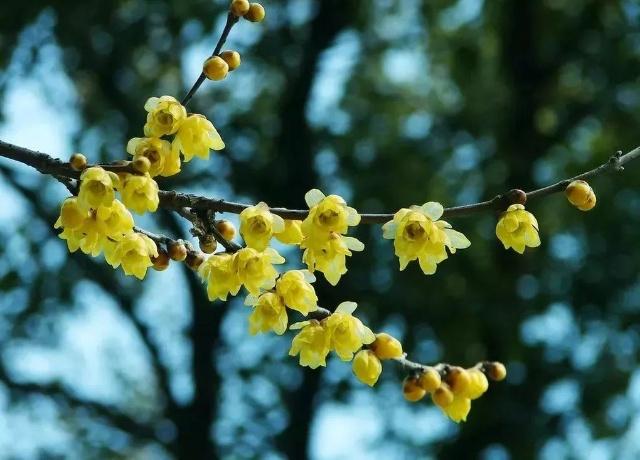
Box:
[181,12,240,107]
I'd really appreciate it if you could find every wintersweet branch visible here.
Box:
[2,139,638,223]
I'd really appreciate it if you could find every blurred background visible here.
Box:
[1,0,640,458]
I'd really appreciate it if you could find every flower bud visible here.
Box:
[418,367,441,392]
[370,332,403,360]
[432,384,454,408]
[220,51,241,71]
[230,0,250,16]
[216,220,236,241]
[168,241,188,261]
[565,180,596,211]
[200,235,218,254]
[203,56,229,81]
[70,153,88,171]
[402,376,426,402]
[466,368,489,399]
[151,250,170,271]
[485,361,507,382]
[352,350,382,387]
[186,252,205,270]
[245,3,265,22]
[132,156,151,174]
[445,366,471,395]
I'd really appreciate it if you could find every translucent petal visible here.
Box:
[335,301,358,315]
[305,189,325,208]
[421,202,444,221]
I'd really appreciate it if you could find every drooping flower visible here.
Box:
[143,96,187,137]
[120,173,159,214]
[302,233,364,286]
[107,233,158,279]
[439,394,472,423]
[274,219,304,245]
[382,202,470,275]
[288,320,331,369]
[198,253,241,301]
[325,302,375,361]
[495,204,540,254]
[275,270,318,315]
[126,137,179,177]
[232,247,285,295]
[247,292,288,335]
[352,350,382,387]
[239,202,285,251]
[78,167,119,211]
[172,114,224,162]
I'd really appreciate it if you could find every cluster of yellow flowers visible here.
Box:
[55,96,225,279]
[402,362,506,422]
[300,189,364,285]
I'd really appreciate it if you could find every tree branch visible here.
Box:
[2,139,638,222]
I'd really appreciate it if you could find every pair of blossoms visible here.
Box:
[55,95,224,278]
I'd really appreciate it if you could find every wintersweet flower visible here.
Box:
[247,292,288,335]
[239,202,285,251]
[301,189,360,244]
[143,96,186,137]
[495,204,540,254]
[288,320,331,369]
[198,253,241,301]
[325,302,375,361]
[440,394,472,423]
[232,247,285,295]
[382,202,470,275]
[56,197,88,231]
[352,350,382,387]
[274,219,304,245]
[565,179,596,211]
[120,173,159,214]
[172,114,224,162]
[126,137,178,177]
[107,233,158,279]
[275,270,318,315]
[370,332,403,360]
[78,167,119,210]
[302,232,364,286]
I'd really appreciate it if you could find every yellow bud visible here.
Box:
[418,367,442,392]
[230,0,250,16]
[485,361,507,382]
[216,220,236,241]
[70,153,88,171]
[445,367,471,395]
[220,51,241,71]
[186,252,205,270]
[466,368,489,399]
[432,384,454,408]
[565,180,596,211]
[352,350,382,387]
[370,333,403,360]
[245,3,265,22]
[203,56,229,81]
[132,156,151,174]
[168,242,188,261]
[199,235,218,254]
[152,251,170,271]
[402,376,426,402]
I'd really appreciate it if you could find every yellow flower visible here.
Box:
[352,350,382,387]
[120,173,159,214]
[143,96,186,137]
[247,292,288,335]
[198,253,241,301]
[465,368,489,400]
[440,395,472,423]
[288,320,331,369]
[565,180,596,211]
[126,137,180,177]
[239,202,285,251]
[275,219,304,245]
[232,247,285,295]
[495,204,541,254]
[78,167,119,210]
[369,332,403,360]
[301,189,360,243]
[302,233,364,286]
[56,197,89,231]
[172,114,224,162]
[325,302,375,361]
[382,202,470,275]
[275,270,318,315]
[107,233,158,279]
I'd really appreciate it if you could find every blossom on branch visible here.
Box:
[495,204,540,254]
[239,202,285,251]
[143,96,186,137]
